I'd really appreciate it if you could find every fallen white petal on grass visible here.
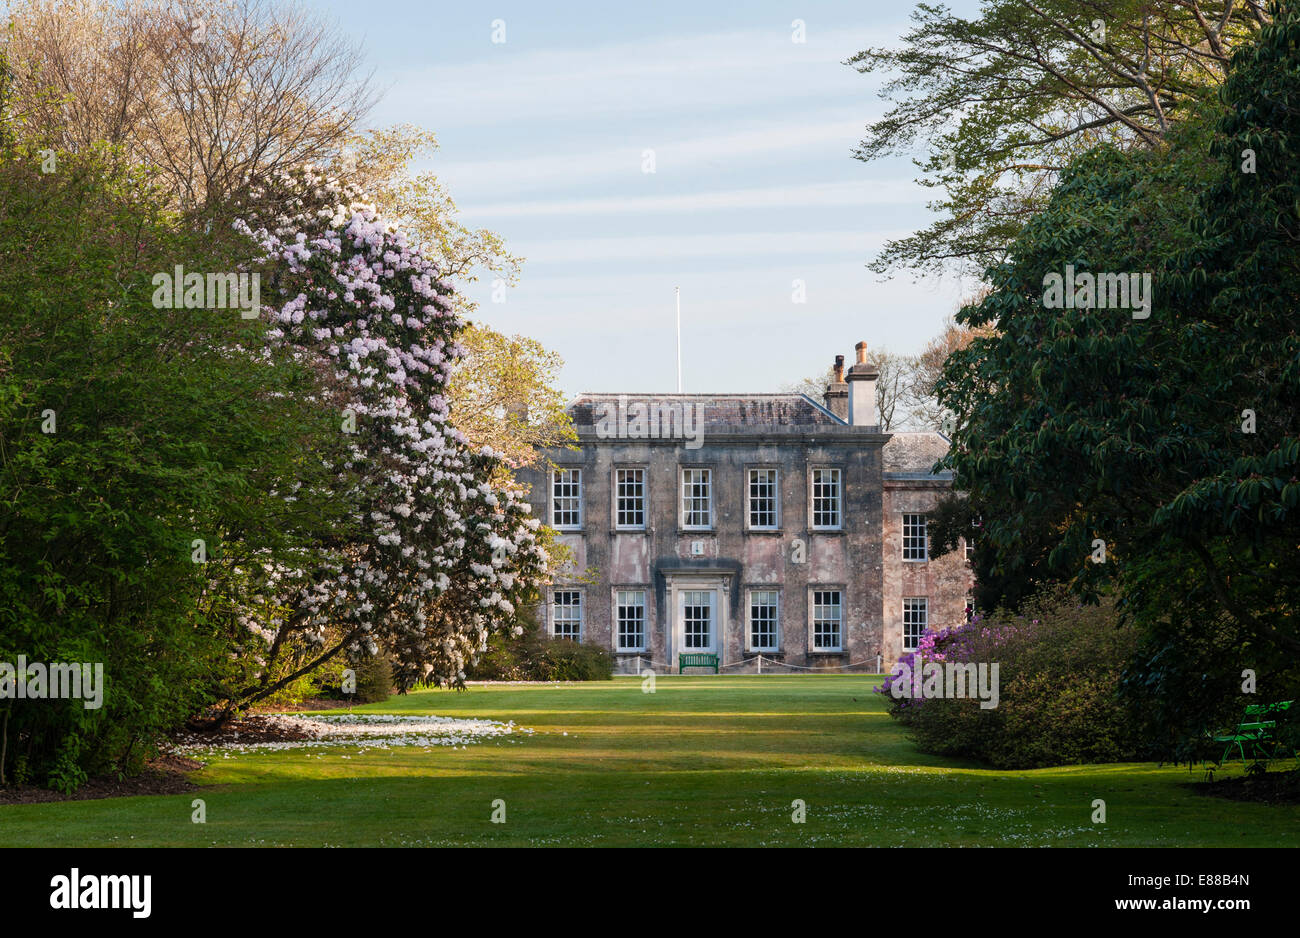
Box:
[172,714,534,755]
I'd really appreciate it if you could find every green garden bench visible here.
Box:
[1213,700,1295,768]
[679,653,720,674]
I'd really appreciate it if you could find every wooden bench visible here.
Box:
[1214,700,1295,768]
[679,653,720,674]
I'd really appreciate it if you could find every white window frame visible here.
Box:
[903,596,928,651]
[965,517,979,562]
[810,588,843,652]
[614,467,646,530]
[551,589,584,641]
[551,468,583,530]
[680,467,713,530]
[615,589,647,652]
[747,589,780,652]
[746,467,779,530]
[810,467,843,530]
[680,589,716,652]
[902,513,929,561]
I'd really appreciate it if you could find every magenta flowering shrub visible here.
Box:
[223,167,554,703]
[877,614,1023,706]
[881,589,1143,768]
[879,613,1040,699]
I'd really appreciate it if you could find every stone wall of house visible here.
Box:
[520,425,887,670]
[880,478,976,669]
[516,386,972,675]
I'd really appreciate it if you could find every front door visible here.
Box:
[679,589,716,653]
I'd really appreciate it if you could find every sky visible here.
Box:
[312,0,984,397]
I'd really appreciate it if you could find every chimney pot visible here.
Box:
[855,341,868,364]
[823,354,849,420]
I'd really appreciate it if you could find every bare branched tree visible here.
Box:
[787,313,997,433]
[6,0,375,211]
[784,349,915,432]
[908,305,997,430]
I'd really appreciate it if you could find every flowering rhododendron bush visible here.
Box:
[880,590,1142,769]
[223,167,553,708]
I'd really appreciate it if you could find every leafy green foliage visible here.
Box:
[0,142,349,788]
[933,111,1217,606]
[888,590,1143,768]
[467,607,613,682]
[934,4,1300,755]
[352,656,394,704]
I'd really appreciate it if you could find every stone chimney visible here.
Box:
[823,354,849,420]
[845,341,879,427]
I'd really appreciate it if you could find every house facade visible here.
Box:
[518,342,974,672]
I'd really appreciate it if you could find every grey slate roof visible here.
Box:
[568,393,846,429]
[882,431,952,478]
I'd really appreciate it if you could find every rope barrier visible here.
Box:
[750,658,881,671]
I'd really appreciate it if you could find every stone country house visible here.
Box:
[518,342,975,673]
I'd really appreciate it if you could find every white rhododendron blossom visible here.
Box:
[229,167,552,691]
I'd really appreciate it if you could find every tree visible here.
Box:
[334,126,577,464]
[0,0,566,784]
[337,128,575,469]
[1123,0,1300,753]
[786,332,993,431]
[933,130,1212,606]
[446,325,577,469]
[0,141,349,788]
[783,368,837,402]
[5,0,375,212]
[932,1,1300,753]
[909,314,995,430]
[6,3,571,451]
[0,42,12,147]
[850,0,1270,277]
[785,349,917,430]
[222,167,554,711]
[342,125,522,301]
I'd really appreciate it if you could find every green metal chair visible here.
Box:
[1213,700,1295,769]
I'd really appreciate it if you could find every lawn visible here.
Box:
[2,675,1296,847]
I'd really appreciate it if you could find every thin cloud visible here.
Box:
[462,179,920,218]
[379,25,901,128]
[510,229,896,264]
[434,112,879,198]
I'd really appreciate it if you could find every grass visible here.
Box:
[2,675,1297,846]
